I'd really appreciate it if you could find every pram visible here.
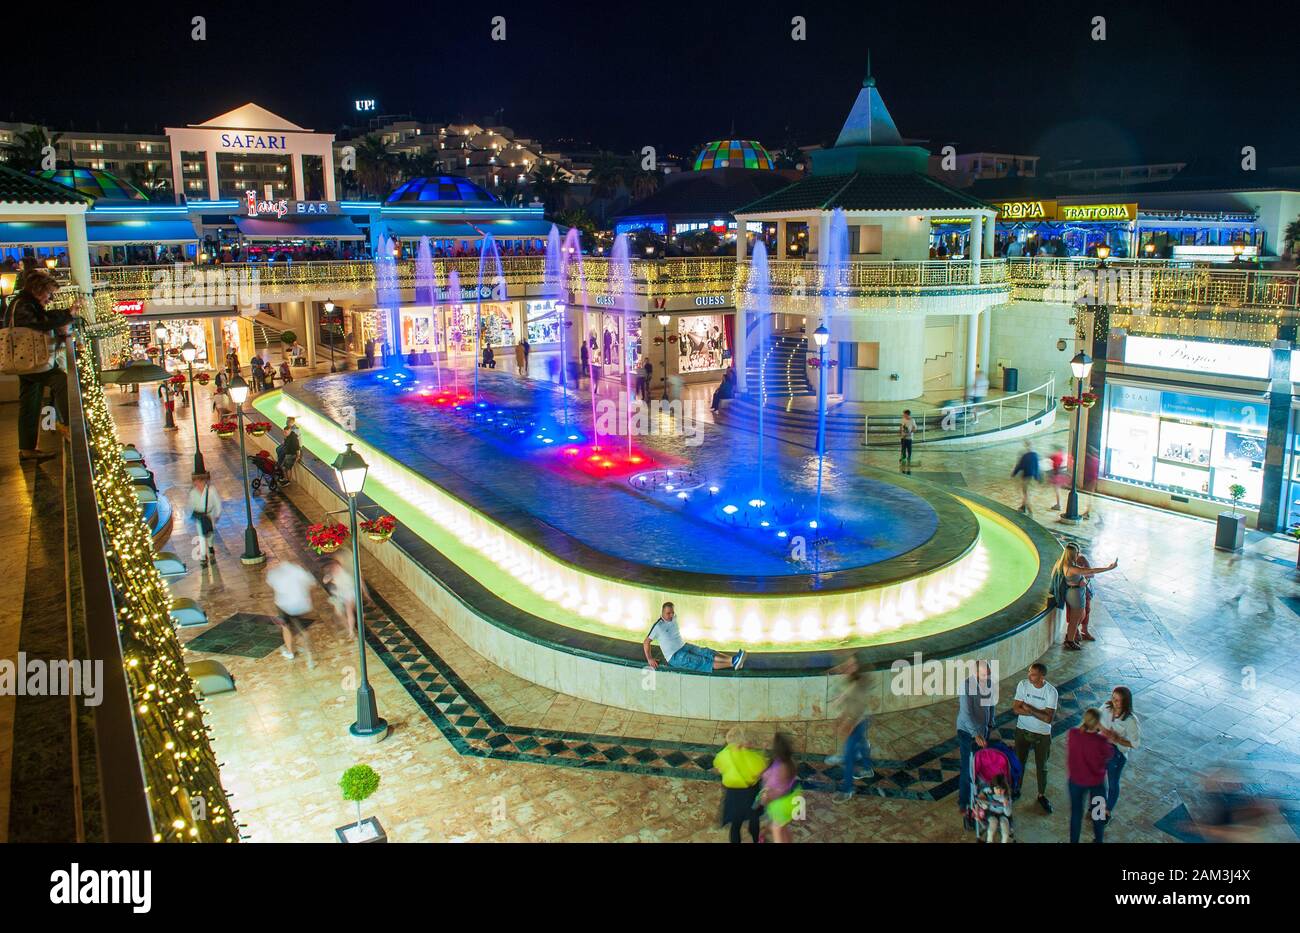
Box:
[248,449,295,492]
[969,745,1021,842]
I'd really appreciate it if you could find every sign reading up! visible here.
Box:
[992,200,1137,223]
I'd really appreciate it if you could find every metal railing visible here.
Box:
[738,258,1010,295]
[864,375,1056,446]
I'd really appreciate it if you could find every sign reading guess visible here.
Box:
[112,299,145,315]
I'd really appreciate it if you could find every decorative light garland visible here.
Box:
[75,343,239,843]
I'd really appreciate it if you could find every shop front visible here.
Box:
[992,199,1137,257]
[396,300,523,362]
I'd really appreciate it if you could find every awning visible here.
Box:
[382,219,481,240]
[472,219,558,238]
[0,219,199,246]
[233,216,365,240]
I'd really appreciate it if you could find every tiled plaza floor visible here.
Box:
[105,367,1300,843]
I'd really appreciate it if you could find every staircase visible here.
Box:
[745,332,814,399]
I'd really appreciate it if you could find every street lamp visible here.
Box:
[226,375,265,564]
[44,257,57,270]
[657,312,671,398]
[811,323,833,569]
[1144,242,1156,259]
[1063,351,1094,522]
[0,272,16,315]
[1095,243,1111,266]
[181,338,205,475]
[331,443,389,743]
[324,299,338,372]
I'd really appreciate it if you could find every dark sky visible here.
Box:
[4,0,1297,168]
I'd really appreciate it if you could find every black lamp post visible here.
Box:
[1063,350,1094,522]
[332,443,389,742]
[181,339,205,475]
[227,374,265,564]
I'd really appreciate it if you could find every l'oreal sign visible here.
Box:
[220,133,288,150]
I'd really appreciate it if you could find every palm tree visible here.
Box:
[587,151,629,199]
[125,162,173,202]
[1286,216,1300,265]
[552,208,599,251]
[354,135,395,199]
[496,181,524,206]
[528,162,567,215]
[1,126,63,172]
[630,168,661,200]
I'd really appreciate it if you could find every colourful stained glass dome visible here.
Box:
[36,167,149,202]
[693,140,775,171]
[385,175,500,204]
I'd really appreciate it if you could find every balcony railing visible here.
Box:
[738,258,1009,296]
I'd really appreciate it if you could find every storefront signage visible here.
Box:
[993,200,1056,221]
[1123,335,1270,379]
[693,295,729,308]
[245,191,337,218]
[355,99,376,112]
[220,133,288,150]
[112,299,145,315]
[1058,203,1137,222]
[434,283,505,302]
[595,294,617,307]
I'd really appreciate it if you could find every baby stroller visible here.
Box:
[248,449,294,493]
[969,745,1021,843]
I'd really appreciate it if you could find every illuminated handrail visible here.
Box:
[864,375,1056,444]
[738,258,1010,295]
[1006,258,1300,310]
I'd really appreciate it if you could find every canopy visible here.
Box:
[233,216,365,240]
[471,219,557,238]
[382,219,481,240]
[0,219,198,246]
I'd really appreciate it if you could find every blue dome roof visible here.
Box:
[385,175,499,205]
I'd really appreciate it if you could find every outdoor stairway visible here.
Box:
[745,333,814,399]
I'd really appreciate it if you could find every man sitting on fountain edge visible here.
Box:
[644,602,746,672]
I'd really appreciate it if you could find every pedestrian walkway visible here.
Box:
[104,376,1300,842]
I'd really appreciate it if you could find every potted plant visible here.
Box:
[335,764,385,843]
[1079,391,1099,409]
[307,521,350,554]
[359,515,397,542]
[210,419,237,438]
[245,420,272,437]
[1215,483,1248,552]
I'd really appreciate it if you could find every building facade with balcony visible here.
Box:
[731,69,1008,404]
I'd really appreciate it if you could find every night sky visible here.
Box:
[4,0,1297,168]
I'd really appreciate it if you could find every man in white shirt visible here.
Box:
[643,602,745,673]
[1012,662,1058,813]
[266,560,317,666]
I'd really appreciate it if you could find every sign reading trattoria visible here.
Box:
[1057,203,1138,222]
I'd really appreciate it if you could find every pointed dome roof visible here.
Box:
[37,167,149,202]
[834,64,903,148]
[693,140,775,171]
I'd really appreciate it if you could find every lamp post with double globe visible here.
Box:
[1063,351,1094,522]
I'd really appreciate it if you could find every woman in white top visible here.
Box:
[187,474,222,566]
[1098,685,1141,819]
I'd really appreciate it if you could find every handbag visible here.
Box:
[0,297,57,375]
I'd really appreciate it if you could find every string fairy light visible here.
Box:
[75,343,240,843]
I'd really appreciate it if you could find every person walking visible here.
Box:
[1048,445,1070,511]
[761,732,802,843]
[1012,662,1057,813]
[1056,544,1117,650]
[249,355,264,393]
[580,339,589,379]
[265,560,317,667]
[1098,686,1140,821]
[1011,440,1041,514]
[713,727,767,843]
[956,659,996,829]
[8,269,76,462]
[1066,708,1114,843]
[830,656,875,803]
[187,473,222,567]
[522,337,531,371]
[323,554,367,641]
[643,601,745,672]
[514,340,526,376]
[899,409,916,466]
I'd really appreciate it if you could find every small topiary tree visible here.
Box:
[1228,484,1247,516]
[278,330,297,360]
[340,764,380,832]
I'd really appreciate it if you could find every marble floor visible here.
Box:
[99,367,1300,843]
